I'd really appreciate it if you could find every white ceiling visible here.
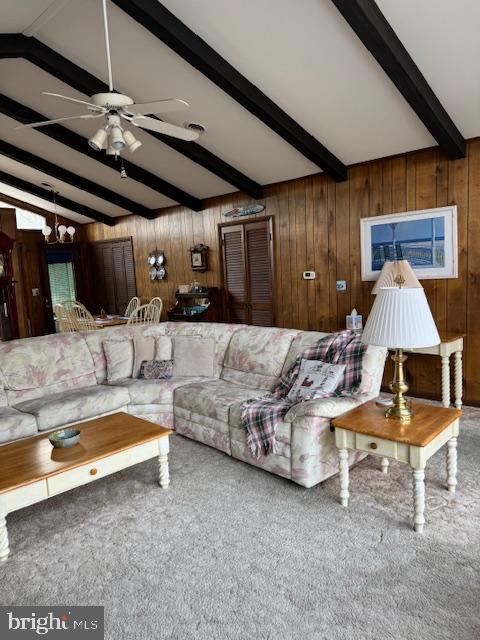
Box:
[0,0,477,224]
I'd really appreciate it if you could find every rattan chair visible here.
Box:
[125,296,140,318]
[70,303,98,332]
[126,303,158,325]
[54,304,76,333]
[149,297,163,322]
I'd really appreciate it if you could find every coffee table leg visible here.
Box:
[447,437,458,493]
[381,457,389,474]
[158,436,170,489]
[412,467,426,533]
[338,449,349,507]
[0,497,9,563]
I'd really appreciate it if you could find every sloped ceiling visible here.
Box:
[0,0,477,224]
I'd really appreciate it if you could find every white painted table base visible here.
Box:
[402,336,464,408]
[336,419,459,533]
[0,435,169,563]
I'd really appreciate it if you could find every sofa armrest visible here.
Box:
[284,393,375,422]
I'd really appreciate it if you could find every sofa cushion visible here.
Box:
[0,407,38,443]
[0,370,7,407]
[282,331,329,375]
[115,376,214,405]
[15,385,130,431]
[221,326,298,390]
[0,333,96,404]
[173,336,215,377]
[104,340,134,383]
[132,336,156,378]
[174,379,269,425]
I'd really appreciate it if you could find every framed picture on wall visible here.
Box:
[360,205,458,281]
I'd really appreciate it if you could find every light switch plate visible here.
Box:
[336,280,347,292]
[32,288,40,297]
[303,271,316,280]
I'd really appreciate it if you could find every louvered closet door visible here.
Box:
[221,224,249,323]
[220,218,274,326]
[91,239,137,315]
[245,220,274,326]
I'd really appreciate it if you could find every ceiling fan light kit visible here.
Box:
[14,0,200,170]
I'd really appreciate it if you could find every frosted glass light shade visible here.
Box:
[362,287,440,349]
[372,260,421,294]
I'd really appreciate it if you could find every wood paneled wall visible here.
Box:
[84,140,480,405]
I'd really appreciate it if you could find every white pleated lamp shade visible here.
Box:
[362,287,440,349]
[372,260,422,294]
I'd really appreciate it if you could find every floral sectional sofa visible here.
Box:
[0,323,387,488]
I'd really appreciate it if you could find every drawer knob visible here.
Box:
[89,468,98,476]
[369,442,378,450]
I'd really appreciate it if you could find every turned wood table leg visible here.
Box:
[158,436,170,489]
[454,351,463,409]
[0,497,9,563]
[412,468,426,533]
[381,458,389,475]
[447,437,458,493]
[338,448,350,507]
[441,355,451,408]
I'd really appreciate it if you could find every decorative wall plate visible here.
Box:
[223,204,265,218]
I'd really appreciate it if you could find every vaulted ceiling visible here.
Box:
[0,0,478,225]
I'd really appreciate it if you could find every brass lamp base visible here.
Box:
[386,348,412,422]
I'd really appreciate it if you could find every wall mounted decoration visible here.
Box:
[189,243,209,272]
[223,203,265,218]
[360,206,458,281]
[148,250,166,280]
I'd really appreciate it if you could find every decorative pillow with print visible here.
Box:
[287,359,346,402]
[138,359,173,380]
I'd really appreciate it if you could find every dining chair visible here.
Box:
[54,304,76,333]
[125,296,140,318]
[149,297,163,322]
[126,303,158,325]
[70,303,99,332]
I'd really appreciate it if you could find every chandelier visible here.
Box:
[41,183,76,244]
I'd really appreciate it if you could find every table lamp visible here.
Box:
[372,259,421,294]
[362,276,440,421]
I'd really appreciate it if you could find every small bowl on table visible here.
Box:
[48,428,81,448]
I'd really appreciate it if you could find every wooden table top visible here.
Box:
[0,412,171,493]
[438,332,466,343]
[332,400,461,447]
[93,315,129,327]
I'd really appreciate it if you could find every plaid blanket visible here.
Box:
[240,330,366,458]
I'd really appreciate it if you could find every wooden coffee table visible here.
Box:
[332,400,461,533]
[0,412,171,562]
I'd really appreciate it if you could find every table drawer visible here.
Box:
[47,441,158,497]
[355,433,397,458]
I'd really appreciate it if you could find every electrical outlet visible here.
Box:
[336,280,347,292]
[303,271,316,280]
[32,288,40,297]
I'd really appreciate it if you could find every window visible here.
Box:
[0,201,46,230]
[48,262,77,308]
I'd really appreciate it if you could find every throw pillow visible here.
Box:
[287,359,346,402]
[138,359,173,380]
[173,336,215,377]
[156,335,173,361]
[103,339,134,383]
[132,336,156,378]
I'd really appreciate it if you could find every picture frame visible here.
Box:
[360,205,458,281]
[189,243,209,272]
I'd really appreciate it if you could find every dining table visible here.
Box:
[93,314,130,328]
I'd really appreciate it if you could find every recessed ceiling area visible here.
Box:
[0,0,475,224]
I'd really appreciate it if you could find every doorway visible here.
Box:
[219,217,274,326]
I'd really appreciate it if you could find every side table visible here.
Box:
[332,400,461,533]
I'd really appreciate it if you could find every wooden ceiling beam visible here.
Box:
[0,139,152,218]
[0,94,202,212]
[0,34,264,199]
[0,170,115,226]
[111,0,347,181]
[331,0,466,159]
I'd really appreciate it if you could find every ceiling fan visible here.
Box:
[15,0,200,157]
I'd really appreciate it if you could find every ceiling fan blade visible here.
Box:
[128,99,189,115]
[131,116,199,141]
[42,92,105,112]
[15,113,104,130]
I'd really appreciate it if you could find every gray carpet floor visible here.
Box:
[0,403,479,640]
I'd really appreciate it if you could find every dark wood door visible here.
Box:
[220,218,274,326]
[91,239,137,315]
